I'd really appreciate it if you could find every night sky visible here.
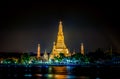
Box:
[0,1,119,53]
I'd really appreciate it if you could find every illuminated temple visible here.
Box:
[50,21,70,59]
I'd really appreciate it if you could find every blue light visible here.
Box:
[67,75,76,78]
[44,74,53,78]
[96,77,101,79]
[24,74,32,77]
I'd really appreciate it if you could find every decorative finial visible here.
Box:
[59,20,62,24]
[45,49,47,53]
[53,42,55,45]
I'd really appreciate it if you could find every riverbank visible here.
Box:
[0,63,120,68]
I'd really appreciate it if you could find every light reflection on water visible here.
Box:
[45,74,71,79]
[0,65,120,79]
[44,74,89,79]
[32,66,88,79]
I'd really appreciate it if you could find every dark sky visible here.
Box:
[0,1,119,53]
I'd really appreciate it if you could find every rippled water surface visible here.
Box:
[0,65,120,79]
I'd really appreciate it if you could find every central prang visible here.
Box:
[50,21,69,59]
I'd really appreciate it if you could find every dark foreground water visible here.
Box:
[0,64,120,79]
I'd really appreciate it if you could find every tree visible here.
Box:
[54,53,66,62]
[21,53,30,64]
[59,53,65,59]
[72,53,83,60]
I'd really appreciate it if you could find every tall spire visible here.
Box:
[72,49,76,55]
[44,49,48,57]
[50,21,69,59]
[44,49,47,55]
[56,21,65,46]
[43,49,48,61]
[37,44,40,58]
[58,21,63,34]
[81,43,84,55]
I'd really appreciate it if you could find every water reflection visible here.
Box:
[51,66,67,73]
[45,74,68,79]
[44,74,88,79]
[0,65,120,79]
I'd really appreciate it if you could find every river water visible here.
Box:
[0,64,120,79]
